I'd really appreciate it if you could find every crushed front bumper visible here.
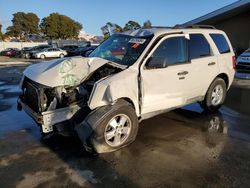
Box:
[17,98,81,133]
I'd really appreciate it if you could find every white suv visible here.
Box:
[17,26,235,153]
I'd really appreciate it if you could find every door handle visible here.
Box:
[177,71,189,76]
[208,62,216,66]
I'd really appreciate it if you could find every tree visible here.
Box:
[40,13,82,39]
[123,20,141,31]
[0,24,3,41]
[6,12,39,38]
[101,22,123,39]
[143,20,152,29]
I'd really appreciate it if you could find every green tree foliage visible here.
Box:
[101,22,123,39]
[123,20,141,31]
[6,12,39,38]
[100,20,153,38]
[40,13,82,39]
[143,20,152,29]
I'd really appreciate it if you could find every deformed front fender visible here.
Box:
[87,69,140,116]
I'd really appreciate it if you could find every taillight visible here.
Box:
[232,56,236,69]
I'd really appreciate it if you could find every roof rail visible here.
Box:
[151,26,172,29]
[173,24,216,29]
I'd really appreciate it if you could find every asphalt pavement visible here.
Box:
[1,65,250,188]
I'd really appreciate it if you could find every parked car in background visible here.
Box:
[21,47,32,51]
[62,45,79,55]
[33,47,67,59]
[0,48,20,57]
[236,48,250,74]
[83,46,98,57]
[68,45,98,57]
[21,45,51,58]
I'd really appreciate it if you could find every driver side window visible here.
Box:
[146,37,188,69]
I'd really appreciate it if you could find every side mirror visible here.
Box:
[146,57,168,69]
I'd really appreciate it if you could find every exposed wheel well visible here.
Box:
[117,98,136,110]
[217,73,229,88]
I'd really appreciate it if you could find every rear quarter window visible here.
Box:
[210,34,230,54]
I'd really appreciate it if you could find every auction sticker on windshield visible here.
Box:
[128,38,146,44]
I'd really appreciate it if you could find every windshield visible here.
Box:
[89,34,153,66]
[32,46,48,51]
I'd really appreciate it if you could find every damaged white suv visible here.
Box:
[17,26,235,153]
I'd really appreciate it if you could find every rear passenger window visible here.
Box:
[210,34,230,54]
[189,34,211,60]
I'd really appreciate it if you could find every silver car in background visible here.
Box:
[34,48,67,59]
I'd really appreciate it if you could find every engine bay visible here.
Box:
[21,64,123,113]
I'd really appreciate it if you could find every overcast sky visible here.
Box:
[0,0,236,35]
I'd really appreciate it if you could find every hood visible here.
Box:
[23,57,114,87]
[238,51,250,62]
[240,51,250,57]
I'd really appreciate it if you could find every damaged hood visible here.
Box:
[24,57,114,87]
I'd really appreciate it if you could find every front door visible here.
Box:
[140,34,195,115]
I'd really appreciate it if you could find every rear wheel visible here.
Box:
[40,54,46,59]
[200,78,227,112]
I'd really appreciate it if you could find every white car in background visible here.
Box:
[236,48,250,78]
[34,48,67,59]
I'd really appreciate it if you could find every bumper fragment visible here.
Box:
[17,98,81,133]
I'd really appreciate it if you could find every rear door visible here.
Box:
[187,33,219,97]
[50,48,58,57]
[45,48,53,57]
[53,48,61,57]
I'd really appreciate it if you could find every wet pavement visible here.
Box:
[1,65,250,187]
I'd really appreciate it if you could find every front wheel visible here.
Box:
[76,100,139,153]
[59,53,64,58]
[25,53,30,59]
[200,78,227,112]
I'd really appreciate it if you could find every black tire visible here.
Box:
[59,53,64,58]
[77,100,139,153]
[25,53,30,59]
[40,54,46,59]
[200,78,227,112]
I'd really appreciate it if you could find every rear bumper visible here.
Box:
[17,98,81,133]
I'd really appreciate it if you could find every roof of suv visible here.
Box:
[124,26,224,38]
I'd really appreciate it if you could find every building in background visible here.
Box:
[184,0,250,55]
[78,31,103,44]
